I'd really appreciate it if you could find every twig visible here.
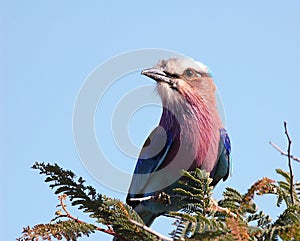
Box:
[269,142,300,163]
[58,195,129,241]
[284,122,294,205]
[208,198,237,218]
[129,219,173,241]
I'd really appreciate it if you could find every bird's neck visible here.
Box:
[159,97,217,135]
[159,97,222,170]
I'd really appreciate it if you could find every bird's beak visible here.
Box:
[141,68,174,85]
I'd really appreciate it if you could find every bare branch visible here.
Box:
[129,219,173,241]
[269,141,300,163]
[284,122,294,205]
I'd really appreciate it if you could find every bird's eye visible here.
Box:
[183,68,199,78]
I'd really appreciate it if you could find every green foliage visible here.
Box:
[23,162,157,241]
[17,161,299,241]
[31,162,104,218]
[275,169,300,207]
[168,169,300,241]
[18,161,300,241]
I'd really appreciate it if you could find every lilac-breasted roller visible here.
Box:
[126,57,231,227]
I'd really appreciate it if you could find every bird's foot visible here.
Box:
[154,192,171,205]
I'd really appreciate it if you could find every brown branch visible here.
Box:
[129,219,173,241]
[284,122,294,205]
[58,195,129,241]
[58,195,170,241]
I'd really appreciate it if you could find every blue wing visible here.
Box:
[211,128,231,186]
[126,126,173,207]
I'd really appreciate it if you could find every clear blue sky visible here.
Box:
[1,1,300,240]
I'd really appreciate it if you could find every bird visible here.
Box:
[124,57,231,230]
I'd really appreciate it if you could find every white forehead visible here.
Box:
[155,57,209,74]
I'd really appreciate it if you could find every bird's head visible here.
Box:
[141,57,217,110]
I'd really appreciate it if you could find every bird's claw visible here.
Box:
[154,192,171,205]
